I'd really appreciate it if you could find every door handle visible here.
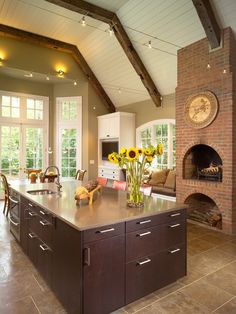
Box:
[83,247,91,266]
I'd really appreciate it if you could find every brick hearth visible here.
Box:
[176,27,236,234]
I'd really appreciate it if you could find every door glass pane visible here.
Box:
[25,128,43,170]
[0,126,20,177]
[61,128,77,178]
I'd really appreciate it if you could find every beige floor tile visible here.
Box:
[0,296,39,314]
[216,242,236,256]
[180,278,233,311]
[214,297,236,314]
[32,290,65,314]
[221,260,236,275]
[153,281,185,298]
[178,269,204,285]
[187,238,217,256]
[204,269,236,295]
[123,293,158,313]
[200,234,229,246]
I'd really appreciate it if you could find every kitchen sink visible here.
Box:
[27,189,56,195]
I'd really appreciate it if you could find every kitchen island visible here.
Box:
[10,181,187,314]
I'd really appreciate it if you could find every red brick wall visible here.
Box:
[176,28,236,234]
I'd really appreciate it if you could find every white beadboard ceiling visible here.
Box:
[0,0,235,107]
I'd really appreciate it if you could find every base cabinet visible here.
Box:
[17,192,186,314]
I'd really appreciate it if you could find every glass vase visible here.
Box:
[126,175,144,208]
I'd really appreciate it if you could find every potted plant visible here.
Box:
[47,171,57,183]
[39,172,45,183]
[29,172,38,184]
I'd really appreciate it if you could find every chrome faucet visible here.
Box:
[44,166,62,193]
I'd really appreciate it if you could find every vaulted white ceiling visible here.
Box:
[0,0,236,107]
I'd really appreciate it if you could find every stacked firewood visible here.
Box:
[188,208,222,228]
[200,165,220,174]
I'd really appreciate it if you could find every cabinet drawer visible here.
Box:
[126,209,186,233]
[37,218,53,248]
[126,221,185,262]
[83,223,125,243]
[99,168,119,176]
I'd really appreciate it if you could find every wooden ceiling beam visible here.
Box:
[45,0,115,24]
[0,23,116,112]
[192,0,221,49]
[45,0,162,107]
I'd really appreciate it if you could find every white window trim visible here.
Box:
[56,96,82,177]
[136,119,175,169]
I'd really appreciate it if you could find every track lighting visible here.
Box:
[81,16,86,27]
[57,69,64,77]
[148,40,152,49]
[109,26,114,36]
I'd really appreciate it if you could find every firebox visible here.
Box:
[183,144,222,182]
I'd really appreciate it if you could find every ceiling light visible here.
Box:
[148,40,152,49]
[81,16,86,27]
[57,69,64,77]
[46,76,50,81]
[24,72,33,78]
[109,26,114,36]
[73,81,77,86]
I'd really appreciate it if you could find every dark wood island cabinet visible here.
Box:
[10,182,187,314]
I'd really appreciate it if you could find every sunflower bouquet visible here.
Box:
[108,144,163,207]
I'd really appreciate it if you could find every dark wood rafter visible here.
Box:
[192,0,221,49]
[0,23,116,112]
[45,0,162,107]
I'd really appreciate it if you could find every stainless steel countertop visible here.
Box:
[11,180,187,231]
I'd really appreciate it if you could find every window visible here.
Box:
[56,97,82,178]
[27,98,43,120]
[1,96,20,118]
[137,119,176,170]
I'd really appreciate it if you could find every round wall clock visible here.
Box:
[184,91,218,129]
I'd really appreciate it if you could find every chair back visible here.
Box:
[0,173,9,197]
[97,177,108,186]
[75,170,87,181]
[112,180,127,191]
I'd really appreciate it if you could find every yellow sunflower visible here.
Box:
[126,147,139,161]
[108,153,118,163]
[157,143,163,155]
[137,148,143,154]
[146,156,153,163]
[120,147,127,155]
[143,148,152,156]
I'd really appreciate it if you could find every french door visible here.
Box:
[0,123,47,179]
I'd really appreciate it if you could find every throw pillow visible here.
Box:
[164,169,176,190]
[148,169,169,186]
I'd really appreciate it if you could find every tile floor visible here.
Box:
[1,201,236,313]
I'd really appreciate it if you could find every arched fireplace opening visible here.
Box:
[183,144,222,182]
[185,193,222,229]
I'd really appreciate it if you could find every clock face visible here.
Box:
[185,92,218,129]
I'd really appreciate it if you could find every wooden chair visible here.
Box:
[112,180,127,191]
[0,173,10,217]
[75,170,87,181]
[97,177,108,186]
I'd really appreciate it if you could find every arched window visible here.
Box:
[136,119,175,169]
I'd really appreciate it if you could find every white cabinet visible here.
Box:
[98,112,135,180]
[98,115,119,139]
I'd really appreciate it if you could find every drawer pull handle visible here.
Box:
[169,223,180,228]
[29,212,36,217]
[137,219,151,225]
[137,258,151,266]
[40,220,50,226]
[97,228,115,234]
[170,213,181,217]
[39,210,46,215]
[28,232,37,239]
[137,231,151,237]
[29,203,33,207]
[9,216,19,226]
[40,244,50,251]
[9,196,19,204]
[169,248,181,254]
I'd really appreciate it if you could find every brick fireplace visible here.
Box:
[176,28,236,234]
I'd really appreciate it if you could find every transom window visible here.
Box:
[27,99,43,120]
[1,96,20,118]
[137,119,176,170]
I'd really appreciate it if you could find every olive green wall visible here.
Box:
[118,94,175,128]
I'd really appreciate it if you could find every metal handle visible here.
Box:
[40,210,46,215]
[29,211,36,217]
[97,228,115,234]
[40,220,50,226]
[28,203,33,207]
[170,213,181,217]
[137,219,151,225]
[137,258,151,266]
[169,223,180,228]
[137,231,151,237]
[40,244,50,251]
[84,247,91,266]
[28,233,37,239]
[9,196,19,204]
[169,248,181,254]
[9,215,19,226]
